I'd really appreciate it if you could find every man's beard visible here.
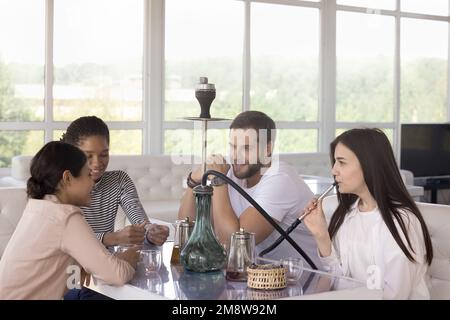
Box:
[233,163,262,179]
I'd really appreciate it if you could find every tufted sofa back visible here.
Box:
[107,155,193,201]
[10,154,195,201]
[7,152,416,203]
[9,153,336,197]
[279,153,331,177]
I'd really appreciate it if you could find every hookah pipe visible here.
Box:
[201,170,319,270]
[259,182,337,257]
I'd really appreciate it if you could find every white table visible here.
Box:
[87,241,367,300]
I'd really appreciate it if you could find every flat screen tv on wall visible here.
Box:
[400,123,450,178]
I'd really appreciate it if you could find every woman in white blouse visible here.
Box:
[302,128,433,299]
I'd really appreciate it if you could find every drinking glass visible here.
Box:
[280,257,304,284]
[140,250,162,275]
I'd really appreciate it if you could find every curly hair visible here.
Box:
[61,116,110,146]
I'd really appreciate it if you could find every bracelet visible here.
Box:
[186,172,201,189]
[144,223,153,244]
[210,176,226,187]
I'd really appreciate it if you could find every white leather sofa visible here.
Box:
[417,202,450,300]
[0,188,28,257]
[321,195,450,300]
[1,154,194,223]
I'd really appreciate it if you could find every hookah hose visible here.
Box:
[202,170,318,270]
[259,182,337,257]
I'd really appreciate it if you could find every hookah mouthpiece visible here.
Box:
[298,182,337,221]
[317,182,337,202]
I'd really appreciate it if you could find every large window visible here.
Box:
[0,131,43,167]
[53,129,142,155]
[164,0,320,156]
[251,2,319,153]
[0,0,144,168]
[401,0,449,16]
[337,0,395,10]
[53,0,143,122]
[1,0,450,169]
[165,0,243,121]
[401,19,448,123]
[335,0,449,150]
[164,0,243,157]
[336,11,395,123]
[251,3,319,122]
[0,0,45,167]
[0,0,45,122]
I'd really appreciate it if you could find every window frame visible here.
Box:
[1,0,449,174]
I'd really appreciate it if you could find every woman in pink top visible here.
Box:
[0,141,139,299]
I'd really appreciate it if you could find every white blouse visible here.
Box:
[320,200,431,299]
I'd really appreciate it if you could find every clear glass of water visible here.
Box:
[112,244,142,254]
[140,250,162,275]
[280,257,304,284]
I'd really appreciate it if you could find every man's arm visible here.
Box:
[178,159,220,222]
[178,173,274,248]
[177,173,240,245]
[178,154,275,247]
[211,159,304,248]
[211,184,274,247]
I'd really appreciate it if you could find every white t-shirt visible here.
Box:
[226,161,322,269]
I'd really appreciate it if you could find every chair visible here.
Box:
[0,188,28,258]
[416,202,450,299]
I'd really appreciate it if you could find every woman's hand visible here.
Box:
[116,223,146,245]
[302,198,332,257]
[302,199,329,239]
[145,223,169,246]
[115,246,140,269]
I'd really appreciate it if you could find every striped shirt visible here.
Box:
[81,170,148,242]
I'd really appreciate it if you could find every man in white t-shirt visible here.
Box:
[178,111,321,269]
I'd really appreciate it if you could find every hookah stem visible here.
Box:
[202,120,208,174]
[202,170,318,270]
[259,182,337,257]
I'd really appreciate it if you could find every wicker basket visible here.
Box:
[247,288,289,300]
[247,264,287,290]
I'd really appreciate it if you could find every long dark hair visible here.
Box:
[61,116,110,146]
[27,141,87,199]
[328,128,433,265]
